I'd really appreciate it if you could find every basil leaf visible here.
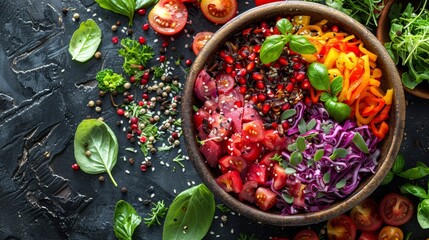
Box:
[287,143,297,152]
[330,148,348,160]
[336,179,347,189]
[307,62,330,91]
[289,35,317,54]
[398,166,429,180]
[330,76,343,96]
[392,154,405,174]
[306,118,317,131]
[163,184,215,240]
[289,151,303,167]
[276,18,293,35]
[114,200,142,240]
[324,99,351,123]
[74,119,118,186]
[95,0,136,25]
[296,136,306,152]
[323,172,330,184]
[260,35,287,64]
[320,92,332,102]
[136,0,159,9]
[68,19,102,62]
[417,199,429,229]
[353,132,369,154]
[314,149,324,161]
[285,167,296,174]
[400,183,428,198]
[281,109,297,120]
[298,119,307,134]
[380,171,394,185]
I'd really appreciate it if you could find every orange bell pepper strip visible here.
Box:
[349,58,364,82]
[370,121,389,139]
[338,68,350,102]
[359,43,377,62]
[310,88,322,104]
[347,55,370,105]
[362,97,386,117]
[372,105,391,124]
[354,91,376,125]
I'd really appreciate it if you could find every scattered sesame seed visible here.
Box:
[150,193,155,198]
[138,197,143,202]
[125,170,130,174]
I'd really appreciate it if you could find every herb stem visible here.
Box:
[107,169,118,187]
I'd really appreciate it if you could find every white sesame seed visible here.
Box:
[150,193,155,198]
[138,197,143,202]
[125,170,130,174]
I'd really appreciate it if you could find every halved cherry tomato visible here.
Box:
[378,226,404,240]
[255,187,277,211]
[350,198,383,232]
[246,163,267,185]
[192,32,214,55]
[292,229,319,240]
[240,141,263,162]
[272,164,287,190]
[242,120,265,142]
[379,193,414,226]
[218,155,248,173]
[254,0,283,6]
[239,180,258,203]
[194,69,216,101]
[200,0,237,24]
[358,231,378,240]
[216,170,243,193]
[216,73,235,94]
[327,214,357,240]
[148,0,188,35]
[262,129,287,150]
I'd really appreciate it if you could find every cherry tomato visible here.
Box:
[194,69,216,101]
[327,214,357,240]
[350,198,383,232]
[255,187,277,211]
[246,163,267,185]
[292,229,319,240]
[378,226,404,240]
[218,155,248,173]
[379,193,414,226]
[358,231,378,240]
[215,73,235,94]
[239,180,258,203]
[216,170,243,193]
[148,0,188,35]
[242,120,265,142]
[272,164,287,190]
[254,0,282,6]
[192,31,214,55]
[200,0,237,24]
[261,129,287,150]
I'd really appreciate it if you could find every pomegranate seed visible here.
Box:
[159,55,166,63]
[127,95,134,101]
[142,23,150,31]
[127,133,132,139]
[231,70,237,78]
[219,49,227,58]
[239,86,247,94]
[246,62,255,71]
[292,56,300,62]
[139,65,144,70]
[277,83,284,91]
[295,72,305,81]
[130,117,138,124]
[248,52,257,61]
[278,56,288,66]
[235,62,243,69]
[130,76,136,83]
[140,79,148,85]
[238,68,247,77]
[138,36,146,44]
[131,123,138,130]
[239,47,250,58]
[331,25,339,33]
[262,104,271,114]
[136,130,142,135]
[293,62,302,70]
[137,8,146,15]
[282,103,291,111]
[112,36,119,44]
[238,77,247,85]
[290,77,296,83]
[286,83,294,92]
[256,81,265,90]
[271,122,278,128]
[185,59,192,65]
[252,72,263,81]
[234,101,243,108]
[282,122,290,130]
[72,163,80,171]
[138,101,144,106]
[225,64,233,74]
[142,72,150,80]
[251,95,259,103]
[162,40,169,48]
[140,164,147,172]
[142,93,149,100]
[258,93,266,102]
[140,136,147,143]
[273,62,281,69]
[253,45,261,53]
[171,132,179,139]
[301,80,311,90]
[117,108,125,115]
[223,55,234,64]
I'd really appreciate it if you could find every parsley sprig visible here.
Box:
[118,38,154,76]
[143,200,168,228]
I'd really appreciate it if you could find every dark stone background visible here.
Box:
[0,0,427,239]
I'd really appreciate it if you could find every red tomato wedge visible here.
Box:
[272,164,287,190]
[218,155,248,173]
[239,180,258,203]
[379,193,414,226]
[148,0,188,35]
[350,198,383,232]
[242,120,265,142]
[378,226,404,240]
[255,187,277,211]
[200,0,237,24]
[246,163,267,185]
[292,229,319,240]
[327,214,357,240]
[192,31,214,55]
[216,170,243,193]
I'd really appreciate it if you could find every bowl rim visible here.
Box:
[182,1,405,226]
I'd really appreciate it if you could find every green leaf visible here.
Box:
[289,35,317,54]
[287,143,297,152]
[330,148,348,160]
[276,18,293,35]
[74,119,118,186]
[400,183,428,198]
[96,69,126,93]
[417,199,429,229]
[398,166,429,180]
[118,38,155,75]
[392,154,405,174]
[353,132,369,154]
[289,151,303,167]
[324,99,351,123]
[306,118,317,131]
[95,0,136,26]
[114,200,142,240]
[144,200,168,228]
[260,35,287,64]
[380,171,394,185]
[330,76,343,96]
[314,149,324,161]
[135,0,159,9]
[298,119,307,134]
[285,167,296,174]
[163,184,215,240]
[68,19,102,62]
[307,62,330,91]
[320,92,332,102]
[281,109,297,120]
[296,136,306,152]
[323,172,330,184]
[336,179,347,189]
[282,193,294,204]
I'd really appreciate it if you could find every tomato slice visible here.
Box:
[379,193,414,226]
[216,73,235,94]
[262,129,287,150]
[255,187,277,211]
[218,155,248,173]
[240,141,263,162]
[350,198,383,232]
[327,214,357,240]
[254,0,283,6]
[246,163,267,185]
[148,0,188,35]
[199,0,237,24]
[242,120,265,142]
[192,31,214,55]
[292,229,319,240]
[272,164,287,190]
[238,180,258,203]
[378,226,404,240]
[359,232,378,240]
[216,170,243,193]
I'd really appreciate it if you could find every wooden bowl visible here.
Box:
[377,0,429,99]
[182,1,405,226]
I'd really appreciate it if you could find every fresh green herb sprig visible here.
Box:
[114,200,142,240]
[401,181,429,229]
[260,18,316,64]
[95,0,159,26]
[143,200,168,228]
[216,203,230,213]
[118,38,155,76]
[307,62,351,122]
[96,69,126,93]
[238,233,259,240]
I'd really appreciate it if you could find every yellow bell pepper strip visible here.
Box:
[297,25,323,36]
[338,68,351,102]
[383,89,394,105]
[324,48,340,69]
[293,15,311,27]
[347,55,370,105]
[369,86,384,97]
[349,58,364,82]
[359,43,377,62]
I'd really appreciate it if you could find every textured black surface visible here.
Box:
[0,0,428,239]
